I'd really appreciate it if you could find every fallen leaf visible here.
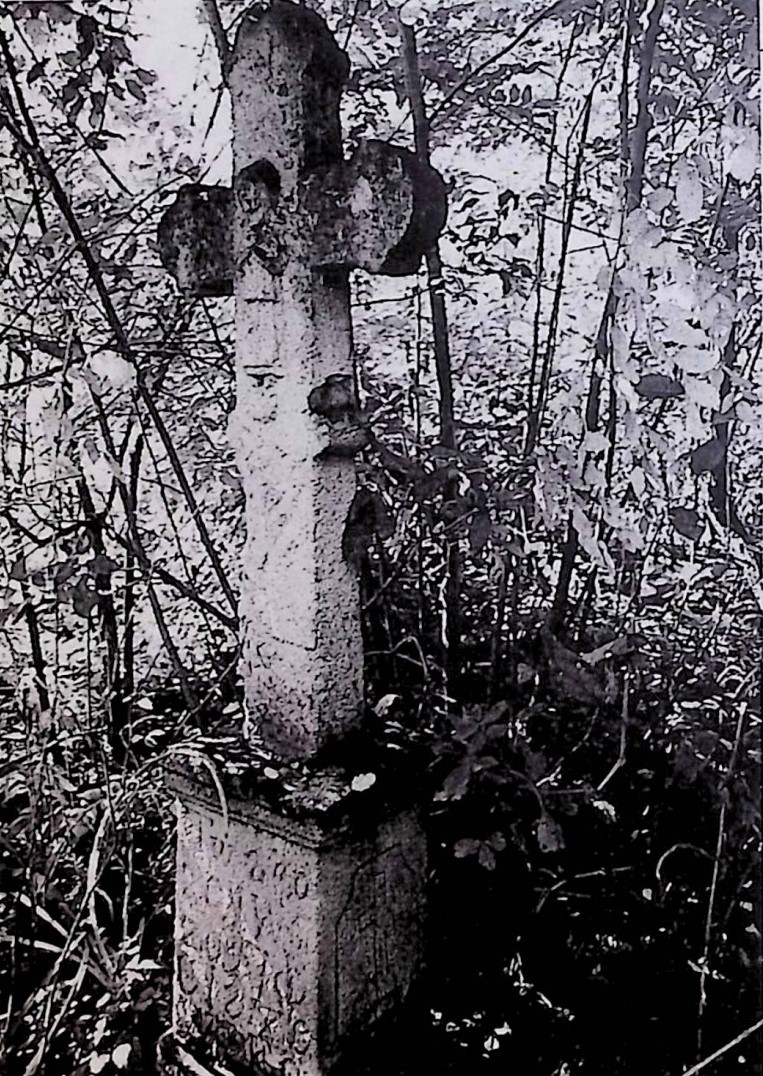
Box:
[373,693,400,717]
[454,837,480,858]
[112,1043,132,1069]
[351,772,376,793]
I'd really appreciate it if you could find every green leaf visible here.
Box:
[76,14,97,59]
[498,187,519,210]
[442,760,472,800]
[376,442,420,483]
[726,126,759,183]
[581,633,646,665]
[72,576,100,618]
[635,374,685,400]
[342,487,393,570]
[478,844,497,870]
[40,3,76,23]
[536,813,564,854]
[414,466,453,500]
[61,78,83,106]
[468,509,492,552]
[673,347,718,374]
[88,554,119,577]
[543,631,605,705]
[690,438,724,475]
[675,158,703,222]
[670,506,703,540]
[26,60,47,84]
[125,79,147,103]
[9,557,27,581]
[89,90,105,130]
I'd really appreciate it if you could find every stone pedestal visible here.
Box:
[161,761,426,1076]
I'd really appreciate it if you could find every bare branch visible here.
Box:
[201,0,231,86]
[0,31,238,617]
[428,0,565,129]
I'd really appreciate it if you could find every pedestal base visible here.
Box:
[165,765,426,1076]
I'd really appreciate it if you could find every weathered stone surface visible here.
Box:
[158,140,447,294]
[311,139,447,276]
[227,2,361,760]
[156,2,447,761]
[171,782,426,1076]
[156,4,440,1073]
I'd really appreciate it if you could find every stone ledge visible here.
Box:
[163,718,429,845]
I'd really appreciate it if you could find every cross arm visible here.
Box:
[157,146,447,295]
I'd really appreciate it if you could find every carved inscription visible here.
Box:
[173,797,426,1074]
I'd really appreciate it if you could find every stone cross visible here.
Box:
[157,4,447,1075]
[158,0,446,761]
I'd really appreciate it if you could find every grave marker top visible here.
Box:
[158,0,447,759]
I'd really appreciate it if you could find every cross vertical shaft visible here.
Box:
[229,7,361,759]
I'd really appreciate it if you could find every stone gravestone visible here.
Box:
[157,3,446,1074]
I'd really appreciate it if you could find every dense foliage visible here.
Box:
[0,0,759,1074]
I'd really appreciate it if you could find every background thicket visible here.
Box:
[0,1,759,1074]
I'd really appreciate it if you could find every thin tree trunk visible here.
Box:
[706,205,751,544]
[549,0,663,633]
[399,19,461,690]
[526,89,594,456]
[399,21,456,450]
[526,18,582,444]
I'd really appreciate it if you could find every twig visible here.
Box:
[596,673,629,792]
[366,634,430,681]
[547,2,661,631]
[342,0,363,51]
[0,33,238,617]
[16,42,132,198]
[428,0,564,128]
[20,579,51,716]
[527,20,581,423]
[86,388,199,713]
[106,527,237,631]
[398,19,455,450]
[0,362,66,390]
[681,1019,763,1076]
[655,843,713,891]
[536,865,633,914]
[526,87,594,455]
[696,702,749,1056]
